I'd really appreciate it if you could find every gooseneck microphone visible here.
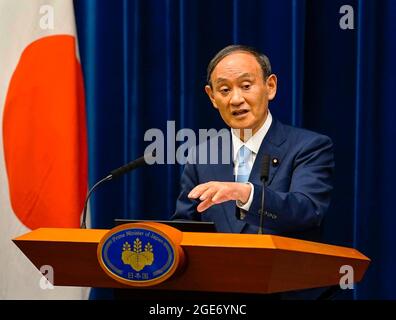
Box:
[80,151,156,229]
[258,154,270,234]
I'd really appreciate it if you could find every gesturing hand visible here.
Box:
[188,181,251,212]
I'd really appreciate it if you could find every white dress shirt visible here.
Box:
[231,111,272,215]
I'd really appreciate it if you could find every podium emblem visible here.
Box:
[122,238,154,272]
[97,222,184,286]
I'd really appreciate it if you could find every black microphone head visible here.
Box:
[260,154,270,182]
[110,150,156,179]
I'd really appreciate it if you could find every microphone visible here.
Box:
[110,151,156,178]
[258,155,270,234]
[80,151,156,229]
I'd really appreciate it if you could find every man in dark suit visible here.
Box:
[173,45,334,242]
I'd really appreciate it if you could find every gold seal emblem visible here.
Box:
[97,222,184,287]
[121,238,154,272]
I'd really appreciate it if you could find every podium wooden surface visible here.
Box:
[13,227,370,294]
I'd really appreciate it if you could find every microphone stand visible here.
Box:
[80,174,112,229]
[80,150,156,229]
[258,177,267,234]
[258,155,270,234]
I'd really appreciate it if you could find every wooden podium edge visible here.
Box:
[12,227,371,294]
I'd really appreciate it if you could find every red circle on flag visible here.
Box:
[2,35,88,229]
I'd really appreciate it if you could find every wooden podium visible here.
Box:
[13,225,370,299]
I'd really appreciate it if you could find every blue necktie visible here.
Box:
[236,145,252,183]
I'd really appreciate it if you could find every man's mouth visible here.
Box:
[232,109,249,117]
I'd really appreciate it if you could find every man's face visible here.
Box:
[205,52,277,137]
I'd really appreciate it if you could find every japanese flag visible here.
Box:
[0,0,89,299]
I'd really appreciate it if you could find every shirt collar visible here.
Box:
[231,111,273,161]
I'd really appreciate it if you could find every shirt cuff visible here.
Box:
[236,182,254,211]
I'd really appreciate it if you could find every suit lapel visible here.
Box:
[249,117,287,187]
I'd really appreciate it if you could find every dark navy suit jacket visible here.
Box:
[173,117,334,242]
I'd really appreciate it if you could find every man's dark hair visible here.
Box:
[207,45,272,87]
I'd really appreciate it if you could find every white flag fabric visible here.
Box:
[0,0,89,299]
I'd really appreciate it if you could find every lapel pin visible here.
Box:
[272,157,279,167]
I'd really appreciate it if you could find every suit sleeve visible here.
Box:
[171,162,201,221]
[244,135,334,233]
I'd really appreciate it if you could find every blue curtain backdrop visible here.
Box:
[74,0,396,299]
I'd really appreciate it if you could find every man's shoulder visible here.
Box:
[276,119,333,146]
[272,119,334,169]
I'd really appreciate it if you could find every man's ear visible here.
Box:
[266,74,277,101]
[205,85,218,109]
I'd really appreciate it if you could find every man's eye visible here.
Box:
[242,84,251,90]
[220,88,230,94]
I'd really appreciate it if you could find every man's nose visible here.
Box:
[230,88,244,106]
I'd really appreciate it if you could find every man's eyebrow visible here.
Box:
[215,77,227,84]
[237,73,254,79]
[214,73,254,84]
